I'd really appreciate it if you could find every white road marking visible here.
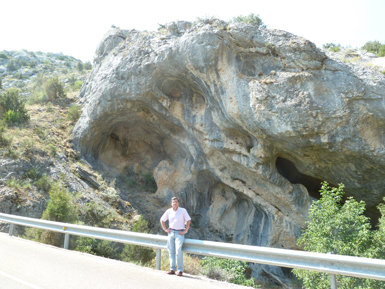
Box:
[0,270,44,289]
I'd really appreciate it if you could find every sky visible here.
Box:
[1,0,384,62]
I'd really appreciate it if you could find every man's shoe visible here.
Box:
[177,271,183,276]
[167,270,175,275]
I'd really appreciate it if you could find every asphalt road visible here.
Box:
[0,232,249,289]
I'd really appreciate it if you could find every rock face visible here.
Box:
[73,20,385,283]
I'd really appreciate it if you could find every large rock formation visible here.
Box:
[73,19,385,284]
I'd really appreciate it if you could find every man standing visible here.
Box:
[160,196,191,276]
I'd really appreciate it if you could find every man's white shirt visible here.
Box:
[160,207,191,230]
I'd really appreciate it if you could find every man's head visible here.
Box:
[171,197,179,210]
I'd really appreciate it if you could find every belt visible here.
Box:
[170,228,184,231]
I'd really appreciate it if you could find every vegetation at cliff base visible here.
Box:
[25,181,78,247]
[121,215,156,264]
[201,256,259,287]
[293,182,385,289]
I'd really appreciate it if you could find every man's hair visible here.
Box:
[171,197,179,202]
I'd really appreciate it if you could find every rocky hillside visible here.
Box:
[0,50,138,233]
[0,50,91,92]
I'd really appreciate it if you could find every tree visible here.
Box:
[293,182,385,289]
[0,88,29,124]
[26,182,78,247]
[42,182,77,222]
[362,41,382,55]
[77,61,83,72]
[41,183,77,246]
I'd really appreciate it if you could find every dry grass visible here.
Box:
[2,97,78,161]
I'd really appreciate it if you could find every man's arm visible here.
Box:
[161,220,171,234]
[160,209,170,234]
[180,220,191,235]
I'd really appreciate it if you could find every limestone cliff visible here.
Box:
[73,19,385,281]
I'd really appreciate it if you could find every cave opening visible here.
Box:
[275,157,322,199]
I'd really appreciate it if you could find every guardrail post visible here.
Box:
[9,223,15,236]
[330,274,337,289]
[156,249,161,270]
[64,233,70,249]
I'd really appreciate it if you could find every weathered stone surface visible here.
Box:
[73,20,385,284]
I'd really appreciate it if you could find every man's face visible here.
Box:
[171,198,179,210]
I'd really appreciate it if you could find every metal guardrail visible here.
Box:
[1,212,385,288]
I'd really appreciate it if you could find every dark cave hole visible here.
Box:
[275,157,323,199]
[275,157,380,226]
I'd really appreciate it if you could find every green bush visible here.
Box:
[30,182,78,246]
[293,182,385,289]
[75,238,120,259]
[25,168,40,181]
[0,88,29,124]
[42,182,77,222]
[0,119,10,147]
[47,143,57,157]
[74,237,95,254]
[231,14,265,27]
[200,256,258,287]
[195,16,217,25]
[67,104,81,123]
[123,172,157,192]
[72,80,83,90]
[362,41,382,54]
[6,59,18,72]
[84,62,92,70]
[361,40,385,57]
[77,62,83,71]
[121,216,156,264]
[34,174,52,193]
[18,137,37,158]
[378,45,385,57]
[79,201,115,227]
[3,110,28,125]
[0,52,9,59]
[44,77,66,100]
[142,172,157,192]
[374,202,385,257]
[28,89,46,104]
[6,177,32,190]
[323,43,341,52]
